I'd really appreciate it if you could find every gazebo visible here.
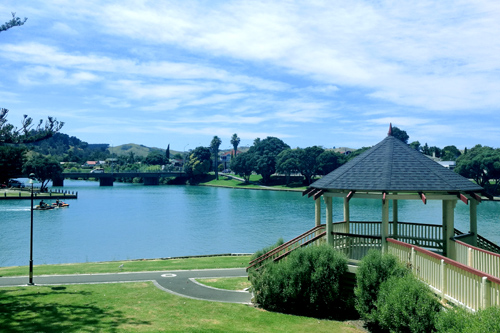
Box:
[303,125,487,260]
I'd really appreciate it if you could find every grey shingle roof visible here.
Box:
[311,135,483,193]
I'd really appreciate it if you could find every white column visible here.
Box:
[470,199,478,246]
[392,199,398,238]
[382,198,389,253]
[343,196,350,233]
[325,196,333,245]
[315,198,321,228]
[442,200,457,260]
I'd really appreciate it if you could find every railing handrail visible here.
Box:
[271,231,327,264]
[332,231,381,240]
[350,220,444,228]
[247,225,325,267]
[387,238,500,285]
[455,239,500,259]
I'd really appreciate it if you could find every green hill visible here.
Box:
[108,144,180,158]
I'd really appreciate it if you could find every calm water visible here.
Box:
[1,180,499,267]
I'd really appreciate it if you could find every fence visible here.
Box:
[388,238,500,311]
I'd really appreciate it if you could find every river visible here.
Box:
[1,180,499,267]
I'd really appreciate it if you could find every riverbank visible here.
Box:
[195,173,308,192]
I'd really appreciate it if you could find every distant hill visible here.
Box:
[108,144,181,158]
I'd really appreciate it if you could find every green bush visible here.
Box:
[375,274,441,333]
[250,238,284,261]
[250,244,349,319]
[436,306,500,333]
[354,250,409,321]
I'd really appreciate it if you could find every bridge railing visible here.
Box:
[388,238,500,311]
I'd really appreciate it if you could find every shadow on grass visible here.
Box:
[0,287,150,332]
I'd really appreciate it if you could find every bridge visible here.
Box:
[56,171,186,186]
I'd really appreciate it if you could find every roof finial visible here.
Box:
[388,123,393,136]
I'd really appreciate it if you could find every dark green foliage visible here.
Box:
[456,144,500,192]
[316,150,346,175]
[230,152,254,183]
[248,136,290,184]
[144,150,166,165]
[0,12,27,32]
[296,146,324,185]
[0,146,26,184]
[354,250,409,321]
[436,306,500,333]
[375,274,441,333]
[391,126,409,144]
[184,146,211,180]
[250,238,284,261]
[23,155,63,191]
[275,149,299,185]
[250,244,349,319]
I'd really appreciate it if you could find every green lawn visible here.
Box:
[196,277,251,291]
[0,255,251,277]
[0,256,364,332]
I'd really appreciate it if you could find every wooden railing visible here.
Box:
[388,238,500,311]
[332,232,381,261]
[246,225,326,271]
[454,240,500,279]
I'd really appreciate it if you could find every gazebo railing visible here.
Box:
[247,225,326,270]
[388,238,500,311]
[454,240,500,279]
[332,232,381,261]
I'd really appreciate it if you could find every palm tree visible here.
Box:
[230,133,240,157]
[210,136,222,180]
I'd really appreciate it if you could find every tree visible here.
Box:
[184,146,211,180]
[391,126,409,144]
[1,108,64,145]
[455,145,500,193]
[166,144,170,161]
[210,136,222,180]
[248,136,290,184]
[230,133,240,156]
[0,146,26,184]
[409,141,421,152]
[276,149,299,185]
[144,150,165,165]
[317,150,346,175]
[441,145,461,161]
[297,146,324,185]
[0,12,27,32]
[230,152,254,183]
[429,146,442,158]
[23,155,63,192]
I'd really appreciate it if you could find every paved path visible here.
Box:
[0,268,252,304]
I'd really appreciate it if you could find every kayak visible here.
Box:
[34,205,55,210]
[52,202,70,207]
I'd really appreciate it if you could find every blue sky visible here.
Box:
[1,1,499,152]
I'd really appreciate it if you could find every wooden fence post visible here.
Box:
[440,259,447,302]
[481,276,491,309]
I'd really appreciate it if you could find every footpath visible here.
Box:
[0,268,252,304]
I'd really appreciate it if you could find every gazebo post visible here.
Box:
[470,199,478,246]
[324,196,333,245]
[382,198,389,253]
[392,198,398,238]
[442,200,457,260]
[315,197,321,227]
[343,196,350,233]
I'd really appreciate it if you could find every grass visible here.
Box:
[199,173,308,192]
[0,255,251,277]
[0,256,364,332]
[196,277,251,291]
[0,283,363,332]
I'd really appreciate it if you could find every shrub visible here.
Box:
[250,238,284,262]
[354,250,409,321]
[250,244,349,319]
[436,306,500,333]
[375,274,441,333]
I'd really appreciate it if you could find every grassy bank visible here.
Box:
[0,256,364,332]
[0,255,251,277]
[197,173,308,192]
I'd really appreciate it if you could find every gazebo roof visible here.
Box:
[310,133,483,193]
